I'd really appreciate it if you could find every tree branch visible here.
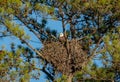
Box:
[15,16,42,41]
[82,36,103,67]
[41,66,54,81]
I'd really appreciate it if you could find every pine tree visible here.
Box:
[0,0,120,82]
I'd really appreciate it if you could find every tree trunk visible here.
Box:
[67,74,73,82]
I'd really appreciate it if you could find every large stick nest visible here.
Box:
[41,39,87,75]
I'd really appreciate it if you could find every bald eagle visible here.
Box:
[59,33,65,42]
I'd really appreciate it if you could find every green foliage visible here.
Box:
[0,44,40,82]
[0,0,120,82]
[103,28,120,63]
[55,75,67,82]
[4,20,30,40]
[34,3,54,15]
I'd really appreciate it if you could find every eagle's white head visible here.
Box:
[59,32,64,37]
[59,33,65,42]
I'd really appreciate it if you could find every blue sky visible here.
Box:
[0,16,105,82]
[30,19,62,82]
[0,19,62,82]
[0,12,105,82]
[0,17,104,82]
